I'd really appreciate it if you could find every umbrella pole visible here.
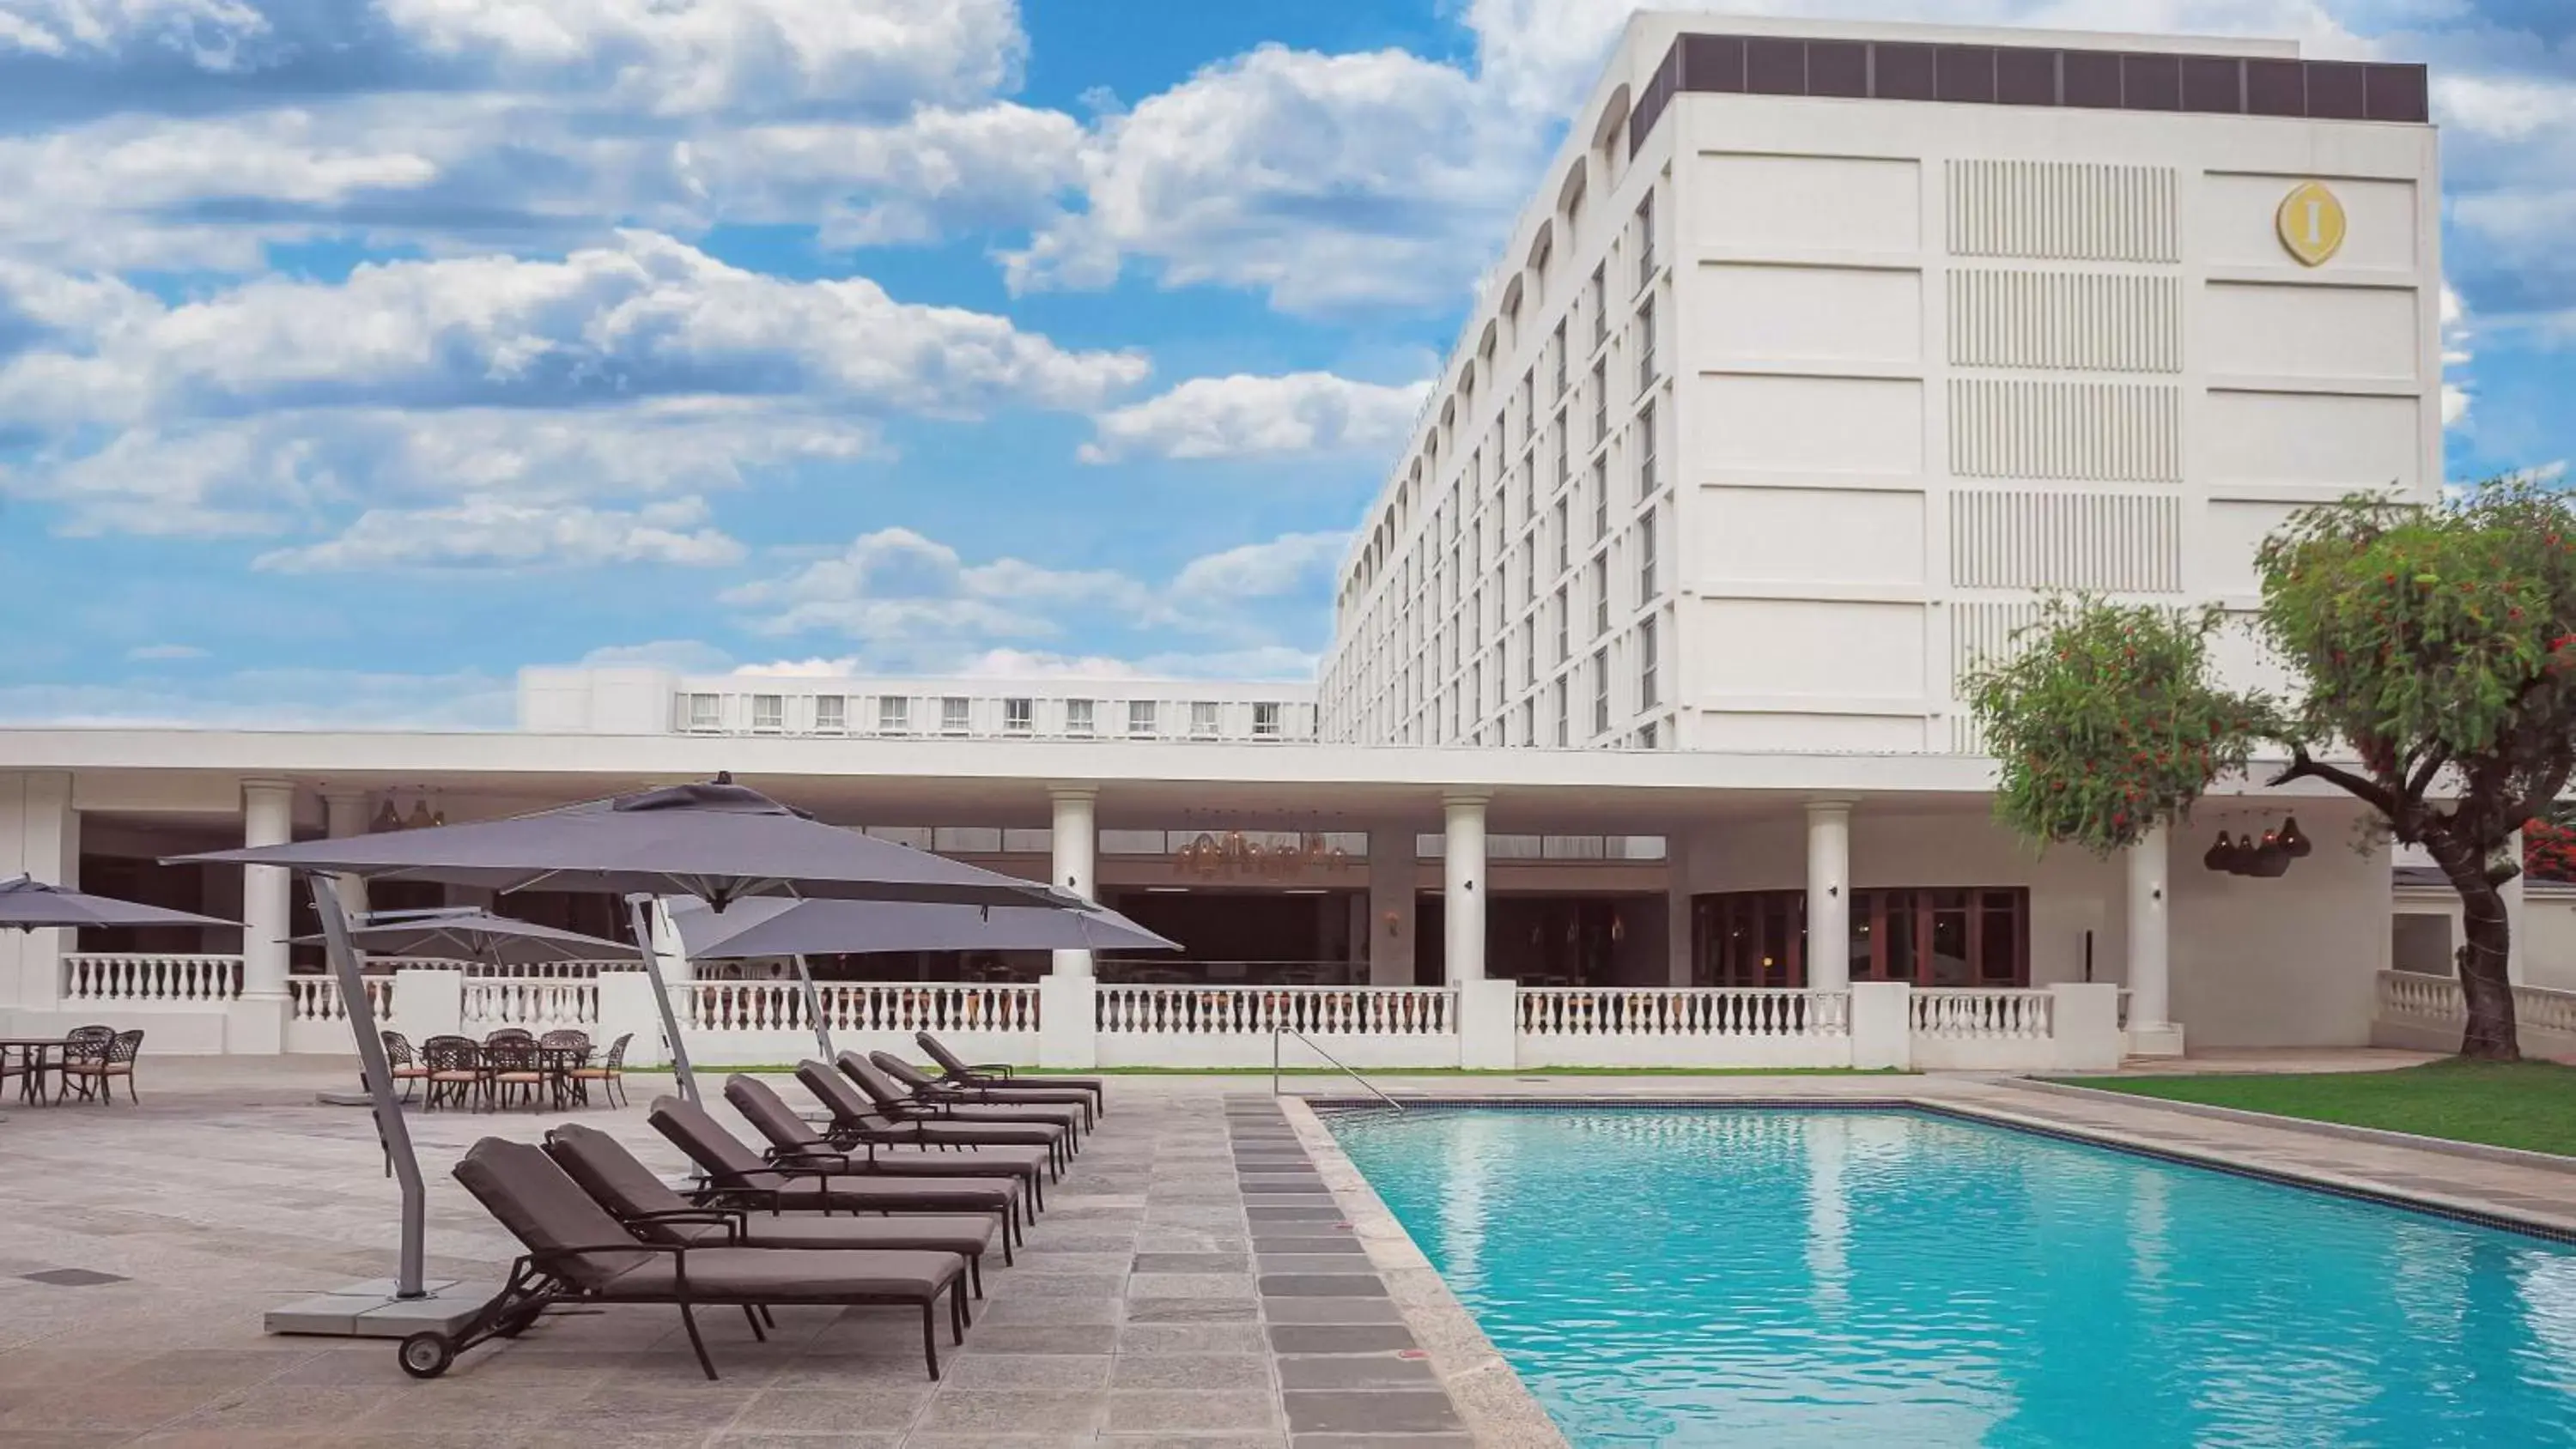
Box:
[311,876,429,1299]
[793,954,833,1061]
[629,894,698,1103]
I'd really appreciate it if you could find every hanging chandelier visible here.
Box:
[1170,827,1351,881]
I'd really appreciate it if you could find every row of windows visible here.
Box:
[682,694,1290,740]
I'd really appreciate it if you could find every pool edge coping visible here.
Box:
[1278,1095,1573,1449]
[1995,1075,2576,1177]
[1300,1092,2576,1249]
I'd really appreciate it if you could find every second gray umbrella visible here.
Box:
[667,895,1178,960]
[0,874,237,931]
[291,907,641,967]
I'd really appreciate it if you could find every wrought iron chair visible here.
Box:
[481,1040,548,1113]
[421,1035,483,1112]
[568,1033,632,1109]
[61,1028,142,1104]
[380,1030,430,1103]
[538,1029,592,1108]
[53,1025,114,1104]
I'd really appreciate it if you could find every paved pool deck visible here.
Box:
[0,1052,2567,1446]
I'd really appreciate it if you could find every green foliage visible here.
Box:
[2255,482,2576,847]
[1965,598,2269,854]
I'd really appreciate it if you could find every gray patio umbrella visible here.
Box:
[290,907,641,967]
[666,895,1179,1059]
[0,874,237,931]
[173,774,1075,1301]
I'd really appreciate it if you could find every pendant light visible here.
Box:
[2248,828,2293,878]
[2277,815,2312,858]
[2227,834,2258,876]
[2202,829,2236,872]
[370,798,402,834]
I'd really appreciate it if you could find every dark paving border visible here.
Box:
[1227,1097,1483,1449]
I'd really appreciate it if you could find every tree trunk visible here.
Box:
[2426,832,2520,1061]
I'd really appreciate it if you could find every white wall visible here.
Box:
[2170,800,2387,1047]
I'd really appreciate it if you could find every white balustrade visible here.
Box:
[2376,969,2464,1022]
[2372,969,2576,1055]
[2516,981,2576,1039]
[1911,988,2055,1039]
[61,953,241,1004]
[463,977,599,1032]
[1516,987,1847,1038]
[287,974,395,1023]
[1094,985,1458,1069]
[1097,985,1454,1036]
[381,959,623,979]
[682,981,1042,1035]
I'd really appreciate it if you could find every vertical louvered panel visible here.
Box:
[1948,270,2181,373]
[1947,161,2179,263]
[1951,491,2181,592]
[1949,380,2181,482]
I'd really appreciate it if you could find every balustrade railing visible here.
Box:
[1097,985,1455,1036]
[61,953,241,1004]
[287,974,394,1023]
[1911,987,2054,1039]
[380,960,623,979]
[463,977,598,1031]
[2376,970,2576,1039]
[681,981,1041,1035]
[1517,987,1847,1037]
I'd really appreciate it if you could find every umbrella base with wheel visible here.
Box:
[264,1277,501,1342]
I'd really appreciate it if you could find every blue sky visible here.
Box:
[0,0,2565,729]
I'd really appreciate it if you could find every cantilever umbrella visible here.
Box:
[173,774,1074,1303]
[290,906,640,968]
[0,874,237,931]
[666,894,1179,1058]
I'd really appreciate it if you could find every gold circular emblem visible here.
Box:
[2276,181,2347,267]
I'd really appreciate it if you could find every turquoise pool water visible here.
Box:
[1327,1107,2576,1447]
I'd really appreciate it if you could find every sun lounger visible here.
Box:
[872,1051,1099,1129]
[839,1052,1088,1140]
[917,1031,1105,1114]
[648,1094,1023,1251]
[725,1074,1053,1210]
[432,1137,967,1382]
[798,1058,1072,1169]
[542,1122,998,1298]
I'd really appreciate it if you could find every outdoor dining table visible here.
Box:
[0,1038,76,1104]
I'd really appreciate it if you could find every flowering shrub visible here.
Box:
[1966,600,2269,854]
[2527,819,2576,883]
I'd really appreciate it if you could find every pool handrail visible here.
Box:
[1271,1026,1405,1112]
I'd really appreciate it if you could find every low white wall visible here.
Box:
[1097,1033,1461,1070]
[1517,1033,1844,1069]
[687,1028,1040,1070]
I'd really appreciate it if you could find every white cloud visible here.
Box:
[0,0,269,64]
[252,496,747,573]
[2441,282,2475,428]
[722,525,1150,640]
[691,103,1090,246]
[1170,531,1348,603]
[1008,44,1544,313]
[376,0,1025,117]
[124,642,207,660]
[583,639,738,671]
[1080,372,1430,463]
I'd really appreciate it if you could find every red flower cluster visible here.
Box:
[2526,821,2576,883]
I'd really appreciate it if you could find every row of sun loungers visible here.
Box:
[408,1035,1109,1382]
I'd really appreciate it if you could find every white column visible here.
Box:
[1365,825,1418,987]
[1805,801,1852,992]
[1049,785,1098,980]
[1442,793,1488,986]
[319,788,372,920]
[2125,823,2180,1055]
[1665,833,1695,987]
[234,779,295,1054]
[0,772,77,1013]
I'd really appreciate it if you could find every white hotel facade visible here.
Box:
[7,16,2548,1070]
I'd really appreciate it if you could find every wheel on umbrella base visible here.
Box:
[398,1331,454,1379]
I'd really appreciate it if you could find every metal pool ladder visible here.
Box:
[1272,1027,1405,1111]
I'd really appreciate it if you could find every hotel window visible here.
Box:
[749,694,783,732]
[878,696,910,735]
[1471,662,1483,716]
[1552,322,1568,397]
[1638,721,1657,749]
[1591,456,1608,540]
[1004,697,1033,733]
[1590,361,1607,446]
[1191,700,1219,737]
[1692,888,2030,990]
[1519,371,1534,446]
[1127,699,1157,737]
[1554,679,1570,746]
[1635,299,1656,394]
[1637,400,1659,499]
[1590,264,1607,349]
[1254,701,1283,738]
[812,694,847,734]
[1638,615,1659,709]
[1592,555,1610,637]
[1638,513,1657,601]
[1592,647,1611,735]
[1554,419,1570,493]
[1066,698,1095,737]
[1521,697,1536,747]
[1555,585,1570,662]
[1552,499,1569,573]
[1522,621,1537,687]
[1634,192,1655,292]
[682,692,721,732]
[941,696,970,735]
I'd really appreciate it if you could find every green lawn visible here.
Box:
[2068,1059,2576,1156]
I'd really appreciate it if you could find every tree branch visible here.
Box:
[2269,746,2398,819]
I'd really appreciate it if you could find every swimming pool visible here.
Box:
[1326,1106,2576,1447]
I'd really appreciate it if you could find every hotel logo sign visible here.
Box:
[2276,181,2347,267]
